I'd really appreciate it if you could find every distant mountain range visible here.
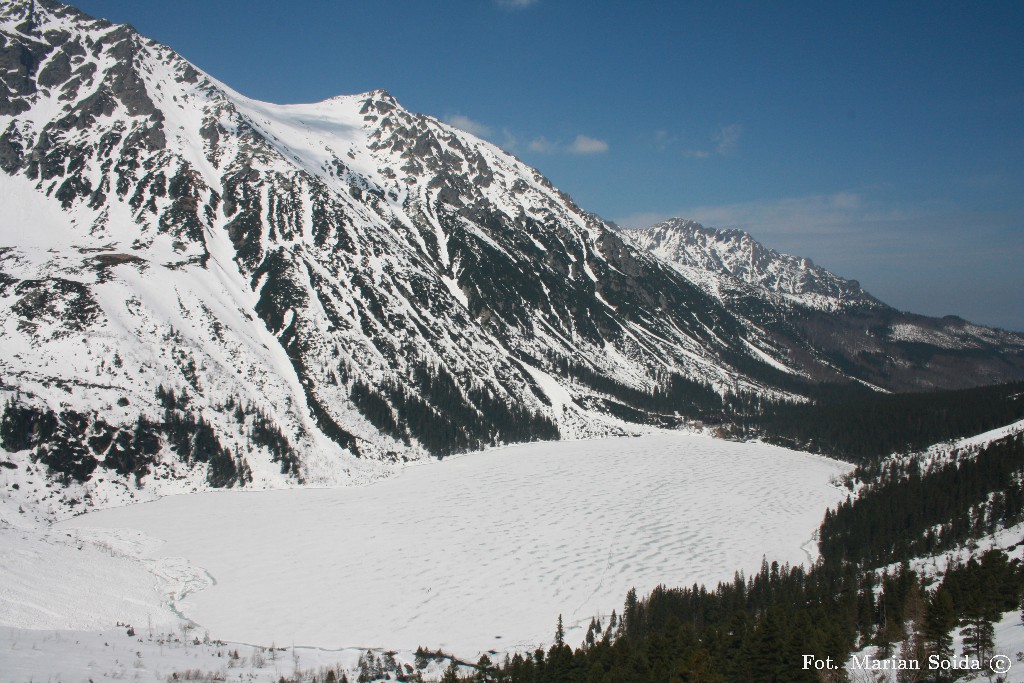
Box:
[1,0,1023,505]
[623,218,880,312]
[624,219,1024,391]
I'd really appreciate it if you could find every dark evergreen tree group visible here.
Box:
[0,388,263,488]
[543,353,727,425]
[349,364,558,456]
[735,380,1024,464]
[821,433,1024,566]
[158,386,251,487]
[1,397,162,484]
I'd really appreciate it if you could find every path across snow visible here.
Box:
[50,434,850,657]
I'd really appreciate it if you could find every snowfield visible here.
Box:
[41,434,850,659]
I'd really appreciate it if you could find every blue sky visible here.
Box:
[73,0,1024,330]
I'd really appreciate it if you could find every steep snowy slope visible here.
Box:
[0,0,800,504]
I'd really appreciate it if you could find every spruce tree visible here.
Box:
[959,583,997,662]
[440,659,461,683]
[924,588,956,662]
[475,654,493,683]
[961,613,996,663]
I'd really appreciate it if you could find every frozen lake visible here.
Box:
[57,433,850,656]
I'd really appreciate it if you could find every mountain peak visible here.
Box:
[1,0,103,32]
[624,218,879,311]
[363,88,395,101]
[358,88,400,115]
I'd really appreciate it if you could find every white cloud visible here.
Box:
[526,134,609,155]
[683,123,744,159]
[500,128,520,154]
[654,129,678,152]
[829,191,862,209]
[528,137,558,153]
[568,134,609,155]
[496,0,538,8]
[443,114,492,139]
[714,123,743,156]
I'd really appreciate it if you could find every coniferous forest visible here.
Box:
[739,381,1024,464]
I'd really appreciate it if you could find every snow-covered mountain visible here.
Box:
[0,0,786,502]
[624,219,1024,392]
[624,218,880,312]
[1,0,1023,506]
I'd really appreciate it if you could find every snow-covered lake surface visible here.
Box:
[48,434,850,657]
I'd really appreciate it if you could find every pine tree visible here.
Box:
[959,583,997,662]
[751,607,790,683]
[961,613,996,662]
[672,648,726,683]
[584,618,596,647]
[624,588,639,636]
[440,659,461,683]
[924,588,956,662]
[475,654,494,683]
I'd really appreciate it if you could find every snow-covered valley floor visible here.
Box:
[2,433,852,680]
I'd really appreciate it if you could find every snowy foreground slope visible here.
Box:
[3,434,849,679]
[7,430,1024,682]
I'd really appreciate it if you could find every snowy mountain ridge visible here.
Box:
[624,218,1024,390]
[622,218,880,312]
[1,0,1023,512]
